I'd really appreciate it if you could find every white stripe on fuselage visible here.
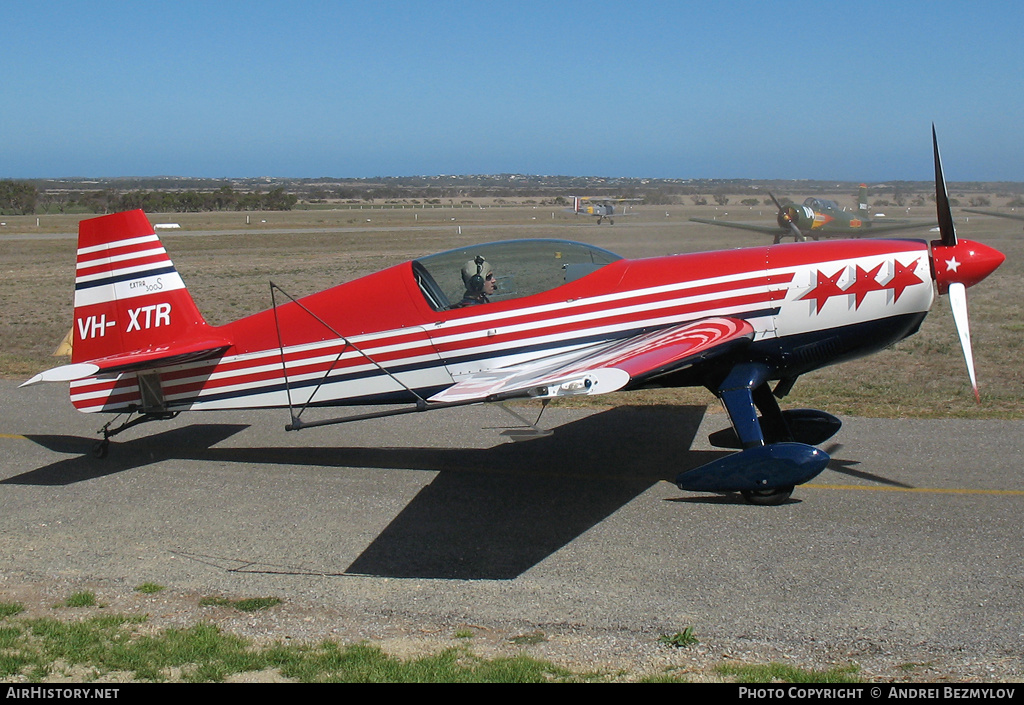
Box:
[71,247,933,411]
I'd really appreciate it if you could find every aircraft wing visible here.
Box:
[690,218,788,236]
[858,220,939,234]
[963,209,1024,222]
[427,317,753,404]
[690,217,937,237]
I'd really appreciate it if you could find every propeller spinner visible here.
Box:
[771,192,806,242]
[929,125,1005,402]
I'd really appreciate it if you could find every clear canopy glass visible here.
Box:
[412,239,623,311]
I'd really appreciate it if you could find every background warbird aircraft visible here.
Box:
[963,208,1024,228]
[693,184,936,244]
[569,196,639,224]
[23,128,1003,505]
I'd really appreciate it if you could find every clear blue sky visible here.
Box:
[3,0,1022,181]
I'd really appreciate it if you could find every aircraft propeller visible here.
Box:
[770,192,805,242]
[929,124,1004,403]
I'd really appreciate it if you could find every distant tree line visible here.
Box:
[0,180,37,215]
[112,186,298,213]
[5,174,1023,216]
[1,180,298,215]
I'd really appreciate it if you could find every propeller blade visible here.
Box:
[933,124,958,247]
[770,192,805,241]
[947,281,979,403]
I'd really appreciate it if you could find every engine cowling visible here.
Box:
[778,204,814,230]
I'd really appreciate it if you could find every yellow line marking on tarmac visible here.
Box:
[0,433,27,440]
[805,483,1024,496]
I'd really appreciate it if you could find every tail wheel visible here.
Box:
[92,439,109,459]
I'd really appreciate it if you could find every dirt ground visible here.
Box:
[4,570,1017,683]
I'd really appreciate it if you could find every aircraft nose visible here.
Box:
[931,239,1005,294]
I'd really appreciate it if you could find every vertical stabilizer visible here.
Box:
[71,210,221,365]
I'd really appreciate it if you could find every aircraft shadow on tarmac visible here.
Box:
[2,404,893,580]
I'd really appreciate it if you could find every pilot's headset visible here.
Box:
[462,255,493,293]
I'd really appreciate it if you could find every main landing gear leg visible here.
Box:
[717,366,794,506]
[751,382,793,444]
[674,363,830,505]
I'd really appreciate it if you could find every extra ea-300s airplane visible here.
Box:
[22,128,1004,505]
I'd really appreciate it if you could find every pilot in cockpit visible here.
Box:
[453,255,497,307]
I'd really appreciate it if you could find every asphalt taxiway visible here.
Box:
[1,380,1022,676]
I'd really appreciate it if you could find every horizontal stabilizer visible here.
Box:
[87,337,232,374]
[20,362,101,387]
[21,338,231,387]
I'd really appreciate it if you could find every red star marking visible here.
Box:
[845,263,885,309]
[801,267,847,313]
[887,258,923,302]
[801,259,924,315]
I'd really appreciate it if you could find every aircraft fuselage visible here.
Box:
[68,237,934,414]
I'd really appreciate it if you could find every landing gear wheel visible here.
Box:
[92,439,109,459]
[741,486,793,506]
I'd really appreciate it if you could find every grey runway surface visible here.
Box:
[2,380,1022,677]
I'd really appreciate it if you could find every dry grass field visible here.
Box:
[1,200,1020,419]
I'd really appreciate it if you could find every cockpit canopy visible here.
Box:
[804,197,841,212]
[413,239,623,311]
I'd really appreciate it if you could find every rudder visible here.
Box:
[72,210,213,365]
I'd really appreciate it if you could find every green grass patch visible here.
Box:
[232,597,282,612]
[199,595,282,612]
[715,662,862,683]
[0,602,25,618]
[135,583,165,595]
[61,592,98,608]
[658,627,698,648]
[265,642,576,683]
[0,613,590,682]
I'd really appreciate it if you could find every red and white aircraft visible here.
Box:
[23,128,1004,504]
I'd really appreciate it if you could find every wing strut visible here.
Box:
[269,281,433,430]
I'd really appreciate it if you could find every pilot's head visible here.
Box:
[461,256,496,295]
